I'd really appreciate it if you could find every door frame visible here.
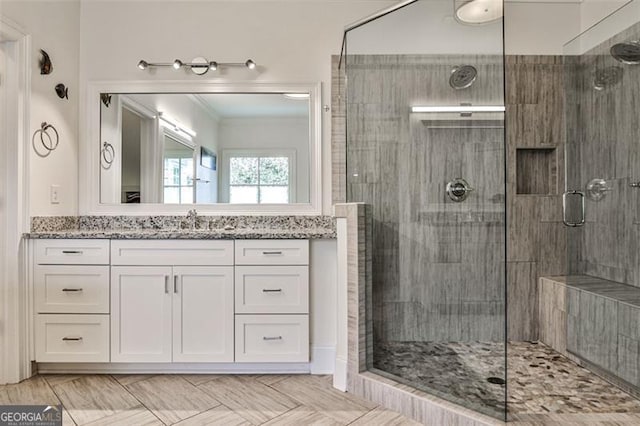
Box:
[0,15,31,385]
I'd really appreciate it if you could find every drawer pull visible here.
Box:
[174,275,178,294]
[262,251,283,255]
[165,275,169,294]
[62,337,83,342]
[62,288,83,292]
[262,289,283,293]
[62,250,83,254]
[263,336,283,341]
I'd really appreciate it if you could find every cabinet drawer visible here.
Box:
[35,265,109,314]
[35,239,110,265]
[235,240,309,265]
[35,314,109,363]
[235,266,309,314]
[111,240,234,266]
[235,315,309,363]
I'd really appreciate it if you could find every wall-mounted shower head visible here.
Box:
[450,65,477,90]
[610,41,640,64]
[593,66,622,91]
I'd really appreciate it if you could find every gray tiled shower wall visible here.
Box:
[566,20,640,288]
[332,54,567,342]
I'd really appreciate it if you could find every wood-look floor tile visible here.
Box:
[53,375,140,425]
[174,405,252,426]
[198,376,298,425]
[83,405,162,426]
[62,410,77,426]
[255,375,294,386]
[261,406,343,425]
[180,374,228,386]
[125,375,219,425]
[112,374,156,387]
[0,376,60,405]
[350,407,422,425]
[271,375,376,424]
[43,375,85,387]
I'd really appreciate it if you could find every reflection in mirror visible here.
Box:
[99,93,310,205]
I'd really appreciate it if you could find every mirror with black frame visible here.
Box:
[99,92,311,205]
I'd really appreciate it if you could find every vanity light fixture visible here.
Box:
[137,57,258,75]
[159,113,197,140]
[411,105,505,113]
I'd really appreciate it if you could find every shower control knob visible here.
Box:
[446,178,474,202]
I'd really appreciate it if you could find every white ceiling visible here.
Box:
[195,94,309,119]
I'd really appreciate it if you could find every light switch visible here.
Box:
[50,185,60,204]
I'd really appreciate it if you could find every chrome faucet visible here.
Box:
[187,209,198,230]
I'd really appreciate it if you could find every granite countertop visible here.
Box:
[24,228,336,240]
[24,215,337,240]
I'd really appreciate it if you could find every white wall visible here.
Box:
[78,0,398,215]
[581,0,630,31]
[1,1,80,216]
[217,117,310,203]
[505,2,582,55]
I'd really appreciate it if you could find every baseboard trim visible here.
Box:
[37,362,311,375]
[310,345,335,374]
[333,357,348,391]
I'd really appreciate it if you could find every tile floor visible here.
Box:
[0,374,420,425]
[374,340,640,420]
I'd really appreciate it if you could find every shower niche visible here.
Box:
[516,147,558,195]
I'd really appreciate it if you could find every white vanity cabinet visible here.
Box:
[32,238,312,368]
[34,240,111,363]
[234,240,310,363]
[110,241,234,363]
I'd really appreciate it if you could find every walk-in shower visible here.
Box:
[342,0,507,420]
[340,0,640,423]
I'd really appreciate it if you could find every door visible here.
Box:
[172,266,234,362]
[0,43,7,294]
[111,266,172,362]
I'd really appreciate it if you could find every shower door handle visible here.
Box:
[562,190,585,227]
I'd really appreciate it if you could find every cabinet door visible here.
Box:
[173,266,234,362]
[111,266,172,362]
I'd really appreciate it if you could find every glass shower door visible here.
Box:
[563,2,640,391]
[343,0,507,420]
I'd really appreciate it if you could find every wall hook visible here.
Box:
[101,93,112,108]
[55,84,68,100]
[39,49,53,75]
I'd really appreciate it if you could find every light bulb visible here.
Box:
[245,59,256,70]
[137,60,148,70]
[173,59,183,70]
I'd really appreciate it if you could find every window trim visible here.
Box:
[221,148,297,204]
[162,133,196,204]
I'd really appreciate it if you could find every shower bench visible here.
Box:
[539,275,640,394]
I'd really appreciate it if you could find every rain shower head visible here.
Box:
[611,41,640,64]
[450,65,477,90]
